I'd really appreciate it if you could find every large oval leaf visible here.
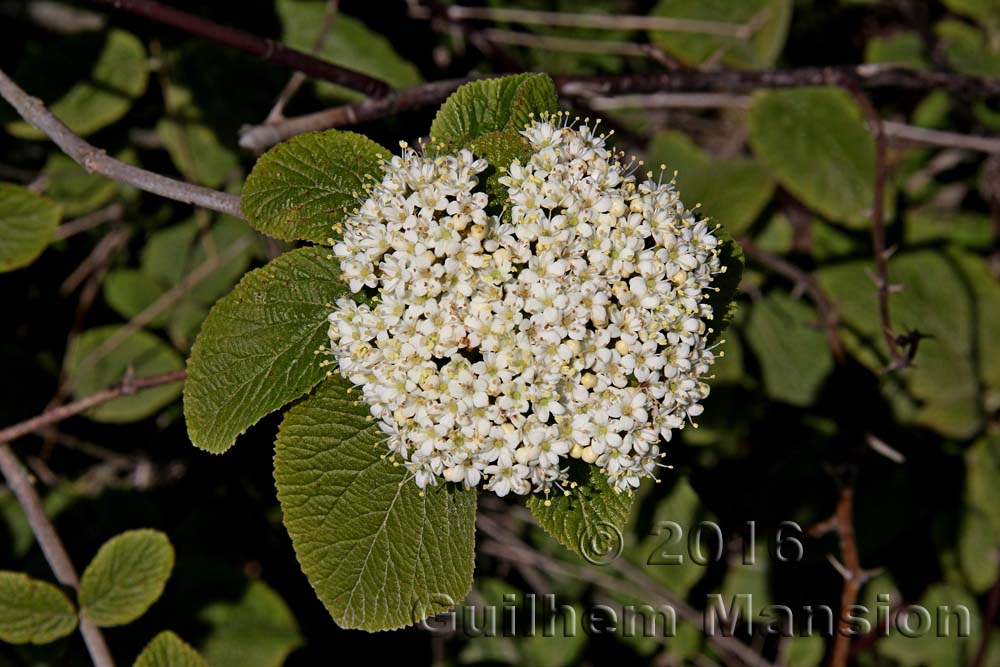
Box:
[429,73,558,148]
[134,631,207,667]
[749,87,879,228]
[184,246,348,453]
[7,29,148,139]
[79,529,175,627]
[241,130,389,244]
[66,326,184,423]
[274,376,477,631]
[0,183,61,272]
[0,571,78,644]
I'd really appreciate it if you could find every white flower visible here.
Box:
[326,116,723,496]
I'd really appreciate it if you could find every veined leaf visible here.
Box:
[241,130,389,244]
[0,183,62,272]
[79,529,175,627]
[0,571,78,644]
[134,631,207,667]
[430,73,558,149]
[526,465,633,561]
[184,246,349,453]
[42,154,118,218]
[274,375,477,631]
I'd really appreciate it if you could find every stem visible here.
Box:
[0,68,243,218]
[93,0,389,97]
[0,370,186,446]
[0,445,115,667]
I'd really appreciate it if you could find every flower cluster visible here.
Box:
[327,115,723,497]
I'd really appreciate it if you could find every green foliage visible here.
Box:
[647,131,775,236]
[198,581,302,667]
[749,87,879,228]
[79,529,175,627]
[41,154,118,217]
[0,183,61,272]
[134,631,207,667]
[7,29,148,139]
[241,130,390,243]
[745,291,833,406]
[65,326,184,423]
[183,246,348,453]
[273,376,477,631]
[277,0,421,101]
[526,466,634,560]
[649,0,793,69]
[429,74,559,148]
[156,119,239,189]
[0,571,77,645]
[705,224,745,344]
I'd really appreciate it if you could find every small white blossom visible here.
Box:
[327,117,723,497]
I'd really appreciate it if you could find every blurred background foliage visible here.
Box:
[1,0,999,665]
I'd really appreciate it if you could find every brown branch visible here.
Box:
[0,444,115,667]
[264,0,341,124]
[0,370,186,447]
[740,236,845,362]
[411,2,763,39]
[92,0,390,98]
[476,512,777,667]
[850,88,904,371]
[52,202,126,241]
[0,68,244,218]
[240,65,1000,153]
[808,486,873,667]
[240,77,473,153]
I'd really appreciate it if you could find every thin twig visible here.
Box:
[240,77,473,153]
[412,3,763,39]
[883,120,1000,154]
[52,202,126,241]
[740,236,845,361]
[265,0,341,124]
[850,88,904,371]
[476,512,777,667]
[480,28,681,64]
[240,65,1000,153]
[0,370,186,446]
[0,68,244,218]
[92,0,389,97]
[0,445,115,667]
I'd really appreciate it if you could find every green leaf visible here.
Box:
[958,507,998,594]
[880,584,979,666]
[787,636,825,667]
[429,74,559,149]
[277,0,421,101]
[942,0,1000,39]
[142,220,201,287]
[79,529,175,627]
[184,246,349,453]
[706,223,744,344]
[817,251,983,437]
[938,19,1000,77]
[634,478,711,597]
[103,270,170,327]
[0,183,62,272]
[468,130,533,212]
[42,154,118,218]
[683,159,774,236]
[156,119,238,189]
[749,87,877,228]
[65,326,184,423]
[198,580,303,667]
[7,29,148,139]
[526,465,633,561]
[274,375,477,631]
[134,631,207,667]
[647,132,775,236]
[0,571,77,645]
[865,31,928,68]
[649,0,793,69]
[744,292,833,406]
[241,130,389,244]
